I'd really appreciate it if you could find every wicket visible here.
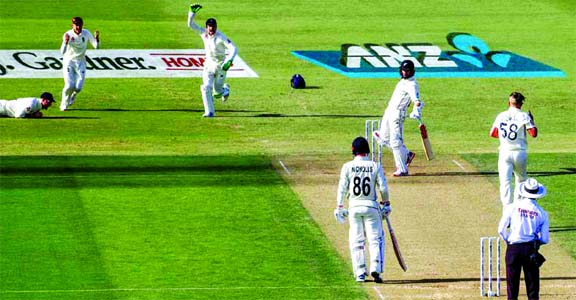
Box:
[480,236,502,297]
[364,119,383,163]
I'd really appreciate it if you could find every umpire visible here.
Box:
[498,178,549,300]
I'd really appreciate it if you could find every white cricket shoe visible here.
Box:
[222,83,230,102]
[355,273,366,282]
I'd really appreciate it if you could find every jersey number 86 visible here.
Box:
[353,176,371,196]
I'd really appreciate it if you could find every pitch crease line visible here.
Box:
[452,159,466,171]
[373,286,385,299]
[278,160,291,175]
[0,286,349,294]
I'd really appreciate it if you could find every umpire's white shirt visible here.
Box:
[60,29,99,62]
[337,156,388,209]
[386,77,421,113]
[498,198,549,244]
[0,98,41,118]
[492,107,534,151]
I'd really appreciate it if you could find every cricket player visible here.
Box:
[490,92,537,209]
[498,178,549,300]
[60,17,100,111]
[372,60,423,177]
[188,3,238,118]
[334,137,391,283]
[0,92,55,118]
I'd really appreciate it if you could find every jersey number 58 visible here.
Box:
[499,122,519,140]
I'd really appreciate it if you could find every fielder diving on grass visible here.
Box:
[335,136,391,283]
[187,3,238,118]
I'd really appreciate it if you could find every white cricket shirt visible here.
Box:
[337,156,389,209]
[188,12,238,66]
[0,98,41,118]
[60,29,99,62]
[491,107,535,151]
[386,77,421,113]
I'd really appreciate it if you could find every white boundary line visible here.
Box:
[0,286,350,294]
[452,159,466,171]
[278,160,292,175]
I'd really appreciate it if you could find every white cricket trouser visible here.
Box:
[379,109,409,173]
[200,62,227,115]
[498,149,528,207]
[61,59,86,110]
[348,206,384,278]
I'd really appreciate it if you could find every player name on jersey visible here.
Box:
[351,166,374,173]
[0,50,258,78]
[292,32,565,78]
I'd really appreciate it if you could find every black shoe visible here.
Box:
[371,271,383,283]
[406,151,416,166]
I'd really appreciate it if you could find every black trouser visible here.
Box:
[506,242,539,300]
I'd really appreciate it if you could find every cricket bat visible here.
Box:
[417,118,435,160]
[384,215,408,272]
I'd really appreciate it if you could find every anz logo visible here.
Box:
[293,32,565,78]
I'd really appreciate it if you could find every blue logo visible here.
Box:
[292,33,565,78]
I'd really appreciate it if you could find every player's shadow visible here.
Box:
[550,225,576,233]
[41,116,100,119]
[73,108,261,113]
[412,169,575,178]
[247,113,381,118]
[384,276,576,284]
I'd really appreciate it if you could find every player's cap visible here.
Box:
[40,92,55,103]
[519,178,547,199]
[205,18,217,27]
[72,17,84,25]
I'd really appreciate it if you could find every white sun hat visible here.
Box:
[519,178,547,199]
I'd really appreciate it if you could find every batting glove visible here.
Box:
[333,207,348,224]
[380,202,391,217]
[190,3,202,13]
[222,60,233,71]
[409,110,421,120]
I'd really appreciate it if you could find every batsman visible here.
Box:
[334,137,391,283]
[372,60,424,177]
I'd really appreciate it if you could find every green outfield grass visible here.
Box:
[1,0,574,299]
[462,153,576,259]
[0,156,365,300]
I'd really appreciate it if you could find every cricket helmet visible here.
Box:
[352,136,370,156]
[205,18,217,27]
[290,74,306,89]
[40,92,55,103]
[400,60,415,79]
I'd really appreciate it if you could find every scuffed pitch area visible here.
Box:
[274,154,576,299]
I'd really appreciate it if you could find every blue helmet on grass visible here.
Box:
[291,74,306,89]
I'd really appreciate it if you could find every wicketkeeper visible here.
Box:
[335,137,391,283]
[187,3,238,118]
